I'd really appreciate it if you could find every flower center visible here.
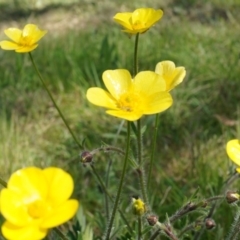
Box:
[19,35,33,46]
[27,199,49,219]
[118,92,141,112]
[132,20,145,30]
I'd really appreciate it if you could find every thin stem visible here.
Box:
[91,146,125,155]
[226,208,240,240]
[147,114,159,188]
[138,216,142,240]
[90,165,132,234]
[179,221,202,238]
[104,122,131,240]
[150,223,179,240]
[105,158,112,221]
[137,119,148,206]
[194,173,239,240]
[0,177,7,188]
[151,195,225,240]
[169,197,223,224]
[28,53,82,150]
[53,228,68,240]
[133,33,139,77]
[149,229,160,240]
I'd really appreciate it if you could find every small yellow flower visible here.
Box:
[113,8,163,34]
[86,69,173,121]
[132,197,146,216]
[155,61,186,92]
[226,139,240,172]
[0,24,47,53]
[0,167,79,240]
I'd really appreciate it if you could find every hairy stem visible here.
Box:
[104,122,131,239]
[29,53,83,150]
[147,113,159,189]
[137,119,148,206]
[90,165,132,234]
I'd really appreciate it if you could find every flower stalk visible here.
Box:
[137,119,148,206]
[147,113,160,188]
[90,164,133,234]
[133,33,139,77]
[226,208,240,240]
[104,121,131,240]
[28,53,83,150]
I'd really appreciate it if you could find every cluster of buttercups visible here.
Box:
[0,7,239,240]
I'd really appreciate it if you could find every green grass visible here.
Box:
[0,0,240,239]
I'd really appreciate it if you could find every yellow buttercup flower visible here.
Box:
[0,24,47,53]
[113,8,163,34]
[155,61,186,92]
[86,69,173,121]
[226,139,240,172]
[0,167,79,240]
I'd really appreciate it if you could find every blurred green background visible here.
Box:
[0,0,240,239]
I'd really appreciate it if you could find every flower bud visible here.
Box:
[147,215,158,226]
[132,197,146,216]
[80,151,93,163]
[205,218,216,230]
[226,190,240,204]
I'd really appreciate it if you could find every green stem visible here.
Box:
[147,114,159,188]
[138,216,142,240]
[0,177,7,188]
[133,33,139,77]
[137,119,148,206]
[90,165,133,234]
[226,208,240,240]
[104,122,131,240]
[133,32,148,206]
[28,53,82,150]
[53,228,68,240]
[105,159,111,221]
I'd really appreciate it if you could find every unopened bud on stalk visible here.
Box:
[226,190,240,204]
[205,218,216,230]
[132,196,146,216]
[147,215,158,226]
[80,151,93,163]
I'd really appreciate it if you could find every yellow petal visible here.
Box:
[155,61,175,75]
[102,69,132,99]
[134,71,166,95]
[226,139,240,166]
[0,189,31,226]
[0,41,20,50]
[86,87,117,109]
[4,28,22,43]
[144,92,173,114]
[15,44,38,53]
[22,24,47,44]
[155,61,186,91]
[2,221,47,240]
[113,12,133,31]
[131,8,163,29]
[106,109,143,121]
[7,167,48,201]
[42,167,74,206]
[41,200,79,228]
